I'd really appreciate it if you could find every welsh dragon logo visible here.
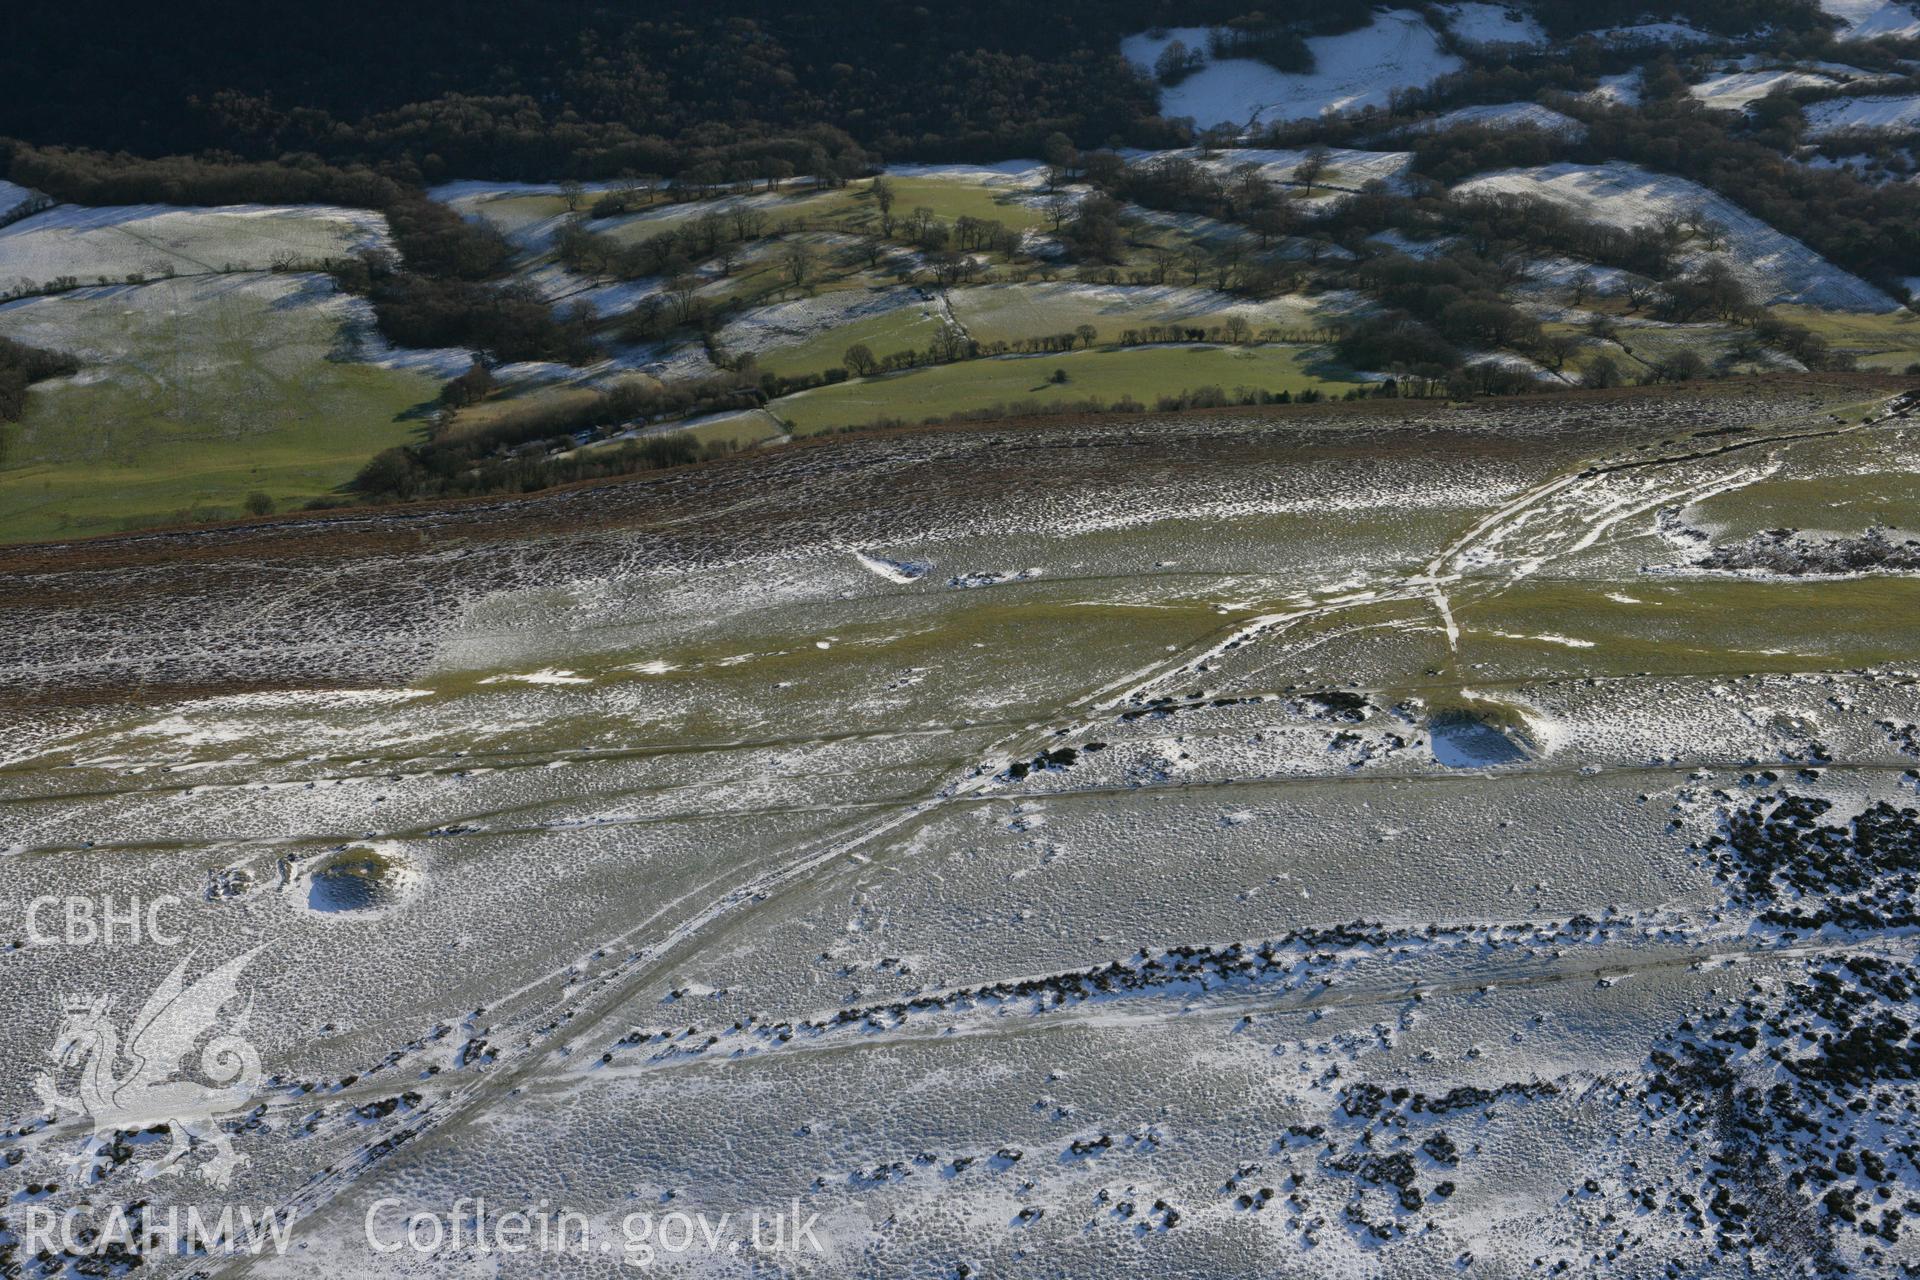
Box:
[33,949,264,1188]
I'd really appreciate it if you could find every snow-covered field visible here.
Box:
[1122,11,1463,130]
[1177,146,1416,197]
[0,181,46,226]
[1819,0,1920,39]
[428,179,631,206]
[430,180,839,259]
[0,270,473,388]
[1805,92,1920,135]
[431,181,784,257]
[1516,255,1637,298]
[1455,160,1900,311]
[522,262,669,317]
[1690,68,1854,109]
[0,202,392,296]
[428,182,588,255]
[0,271,460,540]
[1466,348,1569,383]
[884,160,1053,188]
[1436,2,1548,48]
[712,286,934,360]
[1688,56,1895,110]
[0,267,560,406]
[949,281,1370,342]
[1590,19,1713,46]
[1406,102,1587,139]
[1582,70,1644,107]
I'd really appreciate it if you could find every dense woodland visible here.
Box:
[2,0,1344,175]
[0,0,1849,177]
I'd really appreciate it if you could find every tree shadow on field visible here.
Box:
[395,397,440,426]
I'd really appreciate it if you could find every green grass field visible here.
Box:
[578,175,1060,320]
[953,283,1343,346]
[573,408,787,459]
[1456,574,1920,677]
[609,176,1053,242]
[448,191,573,248]
[1771,304,1920,368]
[850,177,1052,233]
[748,299,951,377]
[1542,318,1756,379]
[767,343,1360,434]
[0,276,440,544]
[592,188,843,250]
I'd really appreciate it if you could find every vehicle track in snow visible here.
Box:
[199,391,1912,1269]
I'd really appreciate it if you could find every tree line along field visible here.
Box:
[11,0,1920,540]
[422,147,1920,464]
[0,166,1367,542]
[764,342,1358,434]
[5,150,1919,543]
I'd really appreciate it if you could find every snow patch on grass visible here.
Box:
[1466,350,1570,384]
[427,180,636,254]
[480,669,593,685]
[950,280,1370,339]
[429,179,628,204]
[0,270,476,383]
[1517,256,1637,297]
[849,550,930,583]
[1484,628,1598,648]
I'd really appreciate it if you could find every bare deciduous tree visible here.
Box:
[871,177,897,237]
[1293,147,1330,199]
[781,242,817,290]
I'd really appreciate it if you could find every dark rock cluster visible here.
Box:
[1696,790,1920,928]
[1696,526,1920,576]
